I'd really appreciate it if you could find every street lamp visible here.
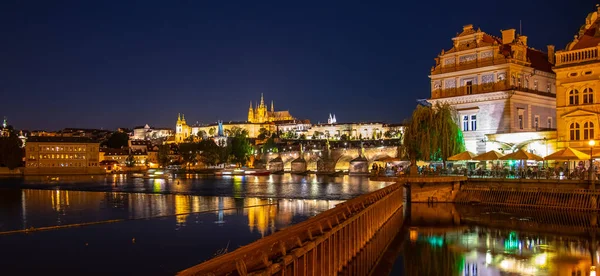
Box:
[590,139,596,189]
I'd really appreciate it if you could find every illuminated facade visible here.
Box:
[24,137,103,174]
[131,124,173,141]
[308,122,387,140]
[175,113,273,142]
[247,94,294,123]
[555,6,600,152]
[428,24,557,154]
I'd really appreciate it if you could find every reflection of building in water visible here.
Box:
[246,200,276,237]
[216,197,225,224]
[174,195,191,226]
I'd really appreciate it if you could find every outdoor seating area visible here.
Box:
[430,145,600,180]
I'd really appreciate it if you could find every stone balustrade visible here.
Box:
[556,46,600,67]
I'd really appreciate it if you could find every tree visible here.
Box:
[262,137,278,153]
[299,134,307,140]
[229,131,252,166]
[125,154,136,167]
[197,130,207,140]
[208,127,216,137]
[103,132,129,149]
[0,136,23,170]
[257,128,270,140]
[180,143,199,169]
[403,102,465,174]
[198,139,221,167]
[158,145,171,168]
[340,134,349,141]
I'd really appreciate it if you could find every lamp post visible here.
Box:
[590,139,596,190]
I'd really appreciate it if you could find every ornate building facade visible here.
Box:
[248,94,294,123]
[554,6,600,152]
[428,24,557,155]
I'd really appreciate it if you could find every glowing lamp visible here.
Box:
[591,140,596,147]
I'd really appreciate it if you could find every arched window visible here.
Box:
[583,88,594,104]
[570,122,581,141]
[584,121,595,140]
[569,89,580,105]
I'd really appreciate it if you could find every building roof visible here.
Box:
[27,136,98,143]
[567,9,600,51]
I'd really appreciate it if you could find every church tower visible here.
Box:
[248,101,255,123]
[175,113,189,142]
[271,100,274,112]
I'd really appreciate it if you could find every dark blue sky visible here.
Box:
[0,0,595,130]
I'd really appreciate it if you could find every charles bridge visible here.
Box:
[255,140,401,174]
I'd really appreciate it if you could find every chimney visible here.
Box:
[501,29,516,44]
[518,35,528,46]
[547,45,555,64]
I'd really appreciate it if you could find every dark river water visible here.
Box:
[2,174,598,275]
[0,174,389,275]
[390,203,600,276]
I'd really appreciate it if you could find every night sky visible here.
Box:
[0,0,595,130]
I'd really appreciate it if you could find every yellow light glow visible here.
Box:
[591,140,596,147]
[533,253,547,266]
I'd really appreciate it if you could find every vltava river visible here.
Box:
[390,203,599,276]
[0,174,389,275]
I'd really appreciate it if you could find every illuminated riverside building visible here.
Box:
[554,6,600,152]
[428,24,557,155]
[24,137,102,174]
[131,124,173,141]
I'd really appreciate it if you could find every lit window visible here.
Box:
[547,83,551,93]
[569,89,579,105]
[534,80,538,90]
[583,88,594,104]
[463,115,469,131]
[570,122,581,141]
[584,121,595,140]
[547,117,552,129]
[470,115,477,131]
[534,116,539,130]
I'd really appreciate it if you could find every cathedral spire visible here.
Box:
[271,100,274,112]
[260,93,265,107]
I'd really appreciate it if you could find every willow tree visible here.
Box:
[403,102,465,174]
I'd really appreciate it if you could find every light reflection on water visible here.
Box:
[396,203,599,276]
[5,174,389,200]
[0,189,343,232]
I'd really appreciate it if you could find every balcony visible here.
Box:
[431,58,508,75]
[555,46,600,67]
[431,81,556,99]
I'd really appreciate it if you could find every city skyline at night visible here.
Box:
[0,0,594,130]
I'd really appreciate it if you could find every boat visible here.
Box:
[131,173,144,178]
[143,169,173,179]
[215,168,270,176]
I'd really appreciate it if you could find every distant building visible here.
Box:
[428,24,557,155]
[554,6,600,152]
[131,124,173,141]
[248,94,294,123]
[24,137,102,174]
[308,121,387,140]
[175,113,274,142]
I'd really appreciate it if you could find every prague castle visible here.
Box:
[248,94,294,123]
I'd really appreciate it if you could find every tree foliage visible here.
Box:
[198,139,221,166]
[262,137,278,153]
[403,102,465,167]
[0,136,23,170]
[103,131,129,149]
[158,145,171,167]
[229,130,252,166]
[179,143,199,168]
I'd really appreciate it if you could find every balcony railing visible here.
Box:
[556,46,600,67]
[431,81,556,99]
[431,58,508,75]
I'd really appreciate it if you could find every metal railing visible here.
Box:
[455,186,600,211]
[431,58,508,74]
[178,181,405,276]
